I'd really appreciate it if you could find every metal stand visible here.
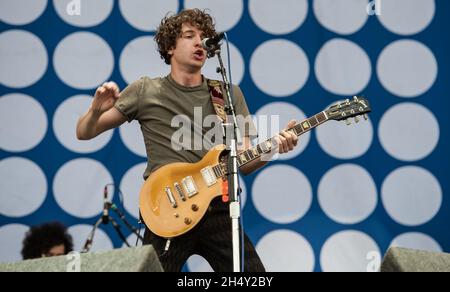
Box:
[214,47,243,272]
[82,202,144,253]
[110,203,144,242]
[82,215,128,254]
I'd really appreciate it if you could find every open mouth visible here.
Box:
[194,50,205,60]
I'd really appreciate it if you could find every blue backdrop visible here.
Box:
[1,0,449,272]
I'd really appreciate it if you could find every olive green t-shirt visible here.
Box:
[115,75,257,180]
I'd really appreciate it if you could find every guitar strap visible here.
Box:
[207,79,228,123]
[207,79,231,201]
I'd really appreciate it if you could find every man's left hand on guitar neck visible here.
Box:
[239,120,299,175]
[274,120,299,154]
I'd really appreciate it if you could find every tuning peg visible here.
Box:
[364,114,368,121]
[353,96,359,101]
[354,116,360,123]
[346,119,352,126]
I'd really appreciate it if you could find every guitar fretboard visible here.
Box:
[212,111,329,178]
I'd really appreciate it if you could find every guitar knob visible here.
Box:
[354,116,360,123]
[184,218,192,225]
[346,119,352,126]
[364,114,368,121]
[191,204,199,212]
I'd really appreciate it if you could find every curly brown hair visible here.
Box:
[155,9,217,65]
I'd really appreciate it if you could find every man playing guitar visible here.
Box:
[76,9,299,272]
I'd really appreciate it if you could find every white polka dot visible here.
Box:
[53,95,114,154]
[255,102,310,160]
[54,159,113,219]
[203,42,245,85]
[318,164,378,225]
[253,165,312,224]
[256,230,315,272]
[0,224,29,263]
[379,103,439,162]
[184,0,244,32]
[119,121,147,158]
[53,0,114,28]
[378,0,436,36]
[377,40,437,98]
[390,233,442,253]
[0,30,48,88]
[120,163,147,220]
[119,36,170,85]
[53,32,114,90]
[313,0,368,35]
[0,94,48,152]
[382,166,442,227]
[0,0,47,26]
[315,38,371,95]
[320,230,380,272]
[317,102,373,159]
[119,0,179,32]
[186,255,214,272]
[0,158,47,218]
[249,0,308,35]
[251,40,309,97]
[69,225,113,253]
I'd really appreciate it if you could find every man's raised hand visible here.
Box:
[91,81,120,115]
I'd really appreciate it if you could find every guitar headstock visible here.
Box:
[325,96,372,125]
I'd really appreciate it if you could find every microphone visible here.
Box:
[201,32,225,51]
[102,185,109,224]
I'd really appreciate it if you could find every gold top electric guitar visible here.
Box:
[139,97,372,239]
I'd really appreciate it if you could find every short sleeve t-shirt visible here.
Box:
[115,75,257,180]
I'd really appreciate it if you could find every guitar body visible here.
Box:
[139,145,227,239]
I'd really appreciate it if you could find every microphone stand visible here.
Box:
[82,195,144,253]
[108,214,130,247]
[213,46,243,272]
[81,217,103,253]
[82,212,131,253]
[110,203,144,242]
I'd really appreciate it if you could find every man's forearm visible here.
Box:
[239,158,268,176]
[76,109,101,140]
[237,137,273,175]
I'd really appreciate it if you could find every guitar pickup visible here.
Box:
[201,167,218,187]
[182,176,199,198]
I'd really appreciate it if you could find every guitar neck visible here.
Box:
[211,97,371,176]
[236,111,330,168]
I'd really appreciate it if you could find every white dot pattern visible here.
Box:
[0,0,447,272]
[0,30,48,88]
[53,0,114,28]
[378,0,436,36]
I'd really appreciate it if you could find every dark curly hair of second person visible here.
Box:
[155,9,217,65]
[21,222,73,260]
